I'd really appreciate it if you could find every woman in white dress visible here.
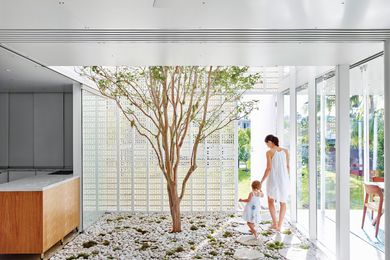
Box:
[260,134,290,231]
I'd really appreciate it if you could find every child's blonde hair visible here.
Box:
[251,180,261,190]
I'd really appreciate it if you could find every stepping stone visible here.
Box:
[235,225,251,234]
[231,217,247,224]
[234,248,264,260]
[259,213,272,220]
[237,235,263,246]
[272,232,302,245]
[231,217,266,226]
[279,246,318,260]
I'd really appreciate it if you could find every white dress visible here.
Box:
[266,150,290,203]
[242,192,261,224]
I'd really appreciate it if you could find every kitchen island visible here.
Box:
[0,174,80,258]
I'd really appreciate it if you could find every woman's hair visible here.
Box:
[264,134,279,146]
[251,180,261,190]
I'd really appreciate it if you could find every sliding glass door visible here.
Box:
[316,71,336,253]
[296,84,309,231]
[349,56,385,256]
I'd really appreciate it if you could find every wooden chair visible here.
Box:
[370,177,384,218]
[373,176,384,182]
[361,184,384,237]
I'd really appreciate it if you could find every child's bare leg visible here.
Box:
[277,202,287,231]
[247,222,257,239]
[268,197,278,229]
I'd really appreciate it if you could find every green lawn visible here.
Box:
[241,168,365,210]
[238,169,251,200]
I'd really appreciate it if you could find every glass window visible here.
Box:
[316,70,336,253]
[283,91,290,151]
[349,56,385,257]
[296,84,309,231]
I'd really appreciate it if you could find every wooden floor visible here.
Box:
[0,230,78,260]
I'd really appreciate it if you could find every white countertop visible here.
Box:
[0,174,79,192]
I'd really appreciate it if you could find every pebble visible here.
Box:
[50,212,326,260]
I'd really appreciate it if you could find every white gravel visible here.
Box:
[50,212,326,260]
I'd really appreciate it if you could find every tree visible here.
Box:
[238,128,251,169]
[81,66,260,232]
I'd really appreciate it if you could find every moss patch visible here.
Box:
[175,246,185,253]
[140,242,150,251]
[222,231,233,238]
[299,243,310,250]
[267,241,284,250]
[190,225,198,231]
[261,230,273,236]
[82,240,97,248]
[76,253,90,259]
[134,227,148,234]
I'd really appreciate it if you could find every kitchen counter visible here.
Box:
[0,174,78,192]
[0,174,80,257]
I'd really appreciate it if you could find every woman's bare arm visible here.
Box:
[260,151,272,187]
[285,149,290,174]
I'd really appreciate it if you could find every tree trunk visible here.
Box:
[167,183,182,232]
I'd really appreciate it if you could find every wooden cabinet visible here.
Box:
[0,177,80,256]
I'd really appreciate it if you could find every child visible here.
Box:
[239,180,263,239]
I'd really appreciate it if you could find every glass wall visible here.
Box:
[296,84,309,231]
[280,61,385,258]
[349,56,385,256]
[282,91,291,213]
[316,71,336,253]
[283,91,290,151]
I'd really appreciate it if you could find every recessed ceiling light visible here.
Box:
[4,68,11,72]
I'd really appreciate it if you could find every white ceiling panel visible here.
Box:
[0,0,390,29]
[1,42,382,66]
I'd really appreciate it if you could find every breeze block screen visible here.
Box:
[82,90,237,217]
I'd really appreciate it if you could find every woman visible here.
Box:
[260,134,290,231]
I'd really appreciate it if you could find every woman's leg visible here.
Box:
[268,196,278,228]
[247,222,257,238]
[277,202,287,231]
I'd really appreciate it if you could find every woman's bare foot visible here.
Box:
[268,224,278,230]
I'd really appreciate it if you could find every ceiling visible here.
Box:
[0,42,383,66]
[0,47,75,92]
[0,0,388,66]
[1,0,390,29]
